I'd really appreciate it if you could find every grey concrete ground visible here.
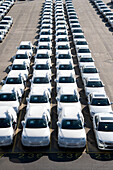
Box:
[0,0,113,169]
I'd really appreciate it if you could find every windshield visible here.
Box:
[57,32,67,36]
[91,98,110,106]
[98,122,113,131]
[41,32,50,35]
[25,119,47,128]
[60,94,78,102]
[12,64,26,70]
[39,45,50,50]
[15,54,28,59]
[36,54,49,59]
[30,95,48,103]
[80,58,93,62]
[83,68,98,73]
[40,38,50,42]
[35,64,49,70]
[59,64,73,70]
[0,93,16,101]
[57,38,68,42]
[0,118,11,128]
[62,119,83,129]
[33,77,49,84]
[59,77,74,83]
[78,49,90,53]
[19,45,31,50]
[6,77,22,84]
[76,41,87,45]
[58,54,71,59]
[73,29,83,33]
[86,81,103,87]
[72,25,80,28]
[74,35,84,38]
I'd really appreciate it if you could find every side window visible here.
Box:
[95,116,98,127]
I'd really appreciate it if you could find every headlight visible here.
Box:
[59,136,63,140]
[13,107,18,113]
[81,138,85,141]
[6,136,11,139]
[91,112,95,116]
[99,139,104,144]
[23,135,27,139]
[44,136,49,139]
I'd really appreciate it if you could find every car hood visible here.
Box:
[59,129,86,138]
[23,128,50,137]
[0,128,13,136]
[90,105,112,113]
[59,103,81,111]
[86,87,105,94]
[98,131,113,142]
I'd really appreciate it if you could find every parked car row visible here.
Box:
[21,0,54,147]
[0,40,34,146]
[55,0,86,148]
[0,0,14,42]
[66,0,113,150]
[91,0,113,28]
[0,15,13,41]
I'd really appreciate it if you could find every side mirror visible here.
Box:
[16,47,19,49]
[21,120,25,127]
[88,102,90,105]
[48,122,51,127]
[1,80,5,85]
[111,102,113,105]
[57,121,60,127]
[8,65,11,70]
[56,97,59,101]
[26,97,29,103]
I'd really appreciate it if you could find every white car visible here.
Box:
[0,7,7,15]
[0,31,4,42]
[93,113,113,150]
[102,9,111,16]
[76,47,91,60]
[56,86,81,114]
[36,43,52,56]
[73,34,86,43]
[78,56,95,69]
[81,65,100,83]
[37,37,52,47]
[2,16,13,25]
[0,106,17,146]
[33,61,51,79]
[0,21,11,30]
[74,40,88,51]
[108,16,113,24]
[55,72,77,93]
[21,106,50,147]
[34,51,51,66]
[88,92,113,117]
[30,75,51,97]
[56,43,70,55]
[84,77,105,97]
[17,41,34,57]
[40,24,52,30]
[55,30,68,37]
[0,25,8,35]
[57,106,86,148]
[12,51,30,68]
[2,75,25,98]
[55,37,69,46]
[0,88,20,113]
[8,63,29,81]
[26,88,50,112]
[39,30,52,40]
[104,12,113,21]
[56,61,75,76]
[56,51,73,65]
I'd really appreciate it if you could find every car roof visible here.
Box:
[16,50,28,55]
[19,41,32,45]
[59,86,77,94]
[94,113,113,122]
[91,92,107,98]
[86,77,101,81]
[26,106,48,118]
[60,106,82,119]
[30,87,48,95]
